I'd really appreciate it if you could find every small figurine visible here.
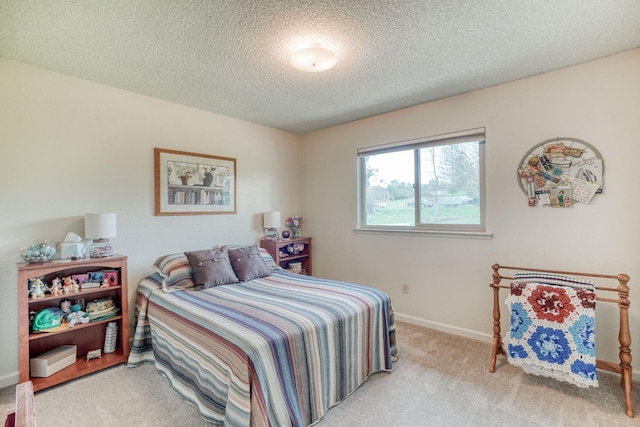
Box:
[29,278,47,298]
[62,276,75,294]
[60,299,71,313]
[86,349,102,361]
[50,278,64,296]
[32,280,48,298]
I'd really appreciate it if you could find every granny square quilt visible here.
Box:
[506,279,598,388]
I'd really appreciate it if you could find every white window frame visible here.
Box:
[356,128,491,239]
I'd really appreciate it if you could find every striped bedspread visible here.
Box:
[128,270,396,426]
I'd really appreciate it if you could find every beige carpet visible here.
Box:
[1,321,638,426]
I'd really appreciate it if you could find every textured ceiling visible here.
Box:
[1,1,640,134]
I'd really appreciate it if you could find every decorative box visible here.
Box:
[30,345,77,378]
[288,262,302,274]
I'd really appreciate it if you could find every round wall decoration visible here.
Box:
[517,137,603,207]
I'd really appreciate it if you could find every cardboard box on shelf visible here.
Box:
[30,345,77,378]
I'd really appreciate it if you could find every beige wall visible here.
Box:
[2,49,638,387]
[302,49,640,371]
[0,59,302,386]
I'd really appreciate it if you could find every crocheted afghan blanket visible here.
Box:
[506,272,598,388]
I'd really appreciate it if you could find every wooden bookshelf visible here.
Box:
[17,255,129,391]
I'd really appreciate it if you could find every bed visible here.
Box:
[128,246,396,426]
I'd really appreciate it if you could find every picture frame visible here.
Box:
[88,271,104,284]
[71,274,89,287]
[102,270,119,287]
[155,148,237,215]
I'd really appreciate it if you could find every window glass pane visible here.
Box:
[419,141,480,225]
[358,129,485,233]
[363,150,415,226]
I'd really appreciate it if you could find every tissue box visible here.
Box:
[30,345,77,377]
[60,243,83,260]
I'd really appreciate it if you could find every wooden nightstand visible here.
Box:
[260,237,312,275]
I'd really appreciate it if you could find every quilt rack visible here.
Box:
[488,263,633,418]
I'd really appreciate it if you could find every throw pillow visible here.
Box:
[228,245,272,281]
[185,247,239,288]
[152,253,195,292]
[258,247,282,271]
[223,245,282,271]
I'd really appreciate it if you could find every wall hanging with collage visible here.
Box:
[517,137,603,207]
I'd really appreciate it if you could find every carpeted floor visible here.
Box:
[1,321,638,426]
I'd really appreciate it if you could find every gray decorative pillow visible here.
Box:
[184,247,239,288]
[228,245,272,281]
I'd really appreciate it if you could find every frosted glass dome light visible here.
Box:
[290,44,337,72]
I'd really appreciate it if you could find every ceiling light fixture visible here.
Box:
[290,43,337,72]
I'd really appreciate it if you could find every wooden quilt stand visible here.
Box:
[488,263,633,418]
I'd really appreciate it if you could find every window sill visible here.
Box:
[354,227,493,240]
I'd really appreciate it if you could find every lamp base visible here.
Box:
[89,239,114,258]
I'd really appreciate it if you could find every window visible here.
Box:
[357,128,486,234]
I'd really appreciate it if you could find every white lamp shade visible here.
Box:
[263,211,281,228]
[290,44,337,72]
[84,213,117,239]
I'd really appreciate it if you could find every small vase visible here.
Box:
[290,227,300,238]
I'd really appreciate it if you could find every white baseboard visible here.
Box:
[395,312,494,343]
[394,312,640,382]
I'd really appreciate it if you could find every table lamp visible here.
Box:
[85,213,117,257]
[263,211,281,240]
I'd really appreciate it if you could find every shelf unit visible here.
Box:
[260,237,312,275]
[17,255,129,391]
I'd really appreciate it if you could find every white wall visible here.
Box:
[302,50,640,371]
[0,59,302,387]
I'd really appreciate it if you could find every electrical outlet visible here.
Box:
[402,283,409,294]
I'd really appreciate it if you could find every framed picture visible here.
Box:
[71,273,89,286]
[155,148,237,215]
[102,270,120,287]
[88,271,104,284]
